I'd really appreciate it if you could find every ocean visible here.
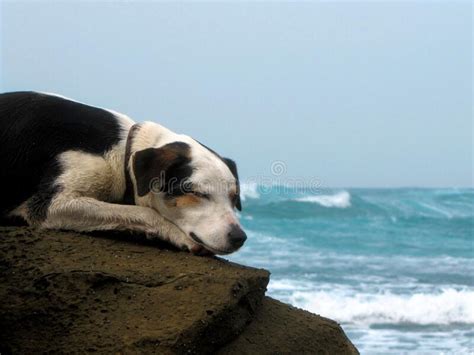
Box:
[227,185,474,354]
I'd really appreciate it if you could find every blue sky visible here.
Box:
[1,1,472,187]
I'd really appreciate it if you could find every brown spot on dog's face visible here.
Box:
[175,194,200,208]
[164,194,201,209]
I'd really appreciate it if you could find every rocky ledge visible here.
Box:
[0,226,358,354]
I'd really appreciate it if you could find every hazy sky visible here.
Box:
[1,1,472,187]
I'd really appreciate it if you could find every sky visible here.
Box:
[1,1,472,187]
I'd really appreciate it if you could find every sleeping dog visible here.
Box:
[0,91,246,255]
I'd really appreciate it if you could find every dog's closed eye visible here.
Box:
[190,191,210,199]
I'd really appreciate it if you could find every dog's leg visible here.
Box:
[39,196,196,251]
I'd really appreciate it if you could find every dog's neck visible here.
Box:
[122,122,184,205]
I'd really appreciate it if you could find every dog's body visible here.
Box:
[0,91,245,255]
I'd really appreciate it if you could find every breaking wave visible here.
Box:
[284,287,474,326]
[240,182,260,201]
[239,186,473,221]
[294,191,351,208]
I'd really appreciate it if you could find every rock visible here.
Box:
[219,297,359,354]
[0,226,358,354]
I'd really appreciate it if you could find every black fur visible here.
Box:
[222,158,242,211]
[0,91,124,220]
[133,142,193,197]
[26,161,62,223]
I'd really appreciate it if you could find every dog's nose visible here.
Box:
[228,224,247,248]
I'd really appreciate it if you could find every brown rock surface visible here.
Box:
[219,297,358,355]
[0,226,358,354]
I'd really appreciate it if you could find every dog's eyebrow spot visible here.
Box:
[174,194,201,208]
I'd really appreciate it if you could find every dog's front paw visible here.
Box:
[145,229,210,256]
[176,237,214,256]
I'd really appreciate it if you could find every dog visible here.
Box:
[0,91,246,255]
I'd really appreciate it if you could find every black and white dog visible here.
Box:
[0,91,246,255]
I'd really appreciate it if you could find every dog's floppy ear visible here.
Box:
[133,142,191,197]
[223,158,242,211]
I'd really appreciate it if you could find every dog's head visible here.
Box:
[131,135,245,255]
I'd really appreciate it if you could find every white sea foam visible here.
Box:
[348,326,474,354]
[239,182,260,201]
[294,191,351,208]
[285,287,474,325]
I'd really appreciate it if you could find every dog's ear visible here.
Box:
[133,142,191,197]
[223,158,242,211]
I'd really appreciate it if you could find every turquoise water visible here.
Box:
[227,186,474,354]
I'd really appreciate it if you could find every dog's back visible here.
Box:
[0,91,126,216]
